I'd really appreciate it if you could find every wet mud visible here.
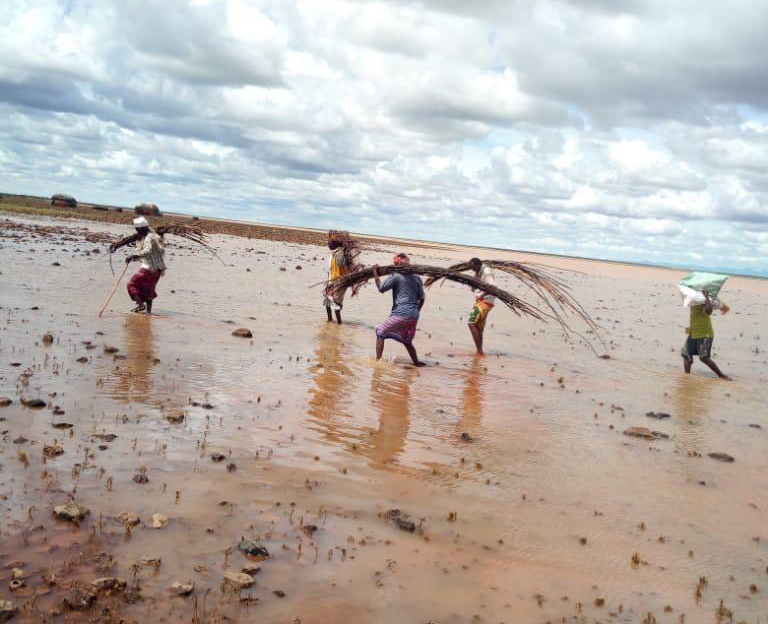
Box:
[1,213,767,623]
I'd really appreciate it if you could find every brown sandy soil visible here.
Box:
[1,213,767,623]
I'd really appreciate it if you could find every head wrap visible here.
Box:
[393,253,410,266]
[133,216,150,228]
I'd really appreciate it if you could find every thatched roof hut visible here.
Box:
[134,202,161,216]
[51,194,77,208]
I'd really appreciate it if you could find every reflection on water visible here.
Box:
[307,324,356,443]
[367,365,414,466]
[667,373,715,452]
[110,313,156,403]
[456,356,486,437]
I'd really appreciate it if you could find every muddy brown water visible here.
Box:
[1,214,767,623]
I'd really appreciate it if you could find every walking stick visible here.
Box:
[98,263,130,317]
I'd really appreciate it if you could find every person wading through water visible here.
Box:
[118,216,166,314]
[372,253,426,367]
[681,290,731,379]
[467,257,497,355]
[324,238,348,324]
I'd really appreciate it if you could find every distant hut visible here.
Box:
[134,202,161,216]
[51,194,77,208]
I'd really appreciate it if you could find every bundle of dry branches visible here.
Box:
[328,229,366,296]
[425,259,598,333]
[328,264,548,320]
[108,223,225,272]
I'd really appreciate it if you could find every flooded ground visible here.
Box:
[1,213,766,624]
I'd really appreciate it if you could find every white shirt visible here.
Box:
[473,264,496,304]
[137,232,166,272]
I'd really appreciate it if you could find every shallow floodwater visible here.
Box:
[1,214,767,623]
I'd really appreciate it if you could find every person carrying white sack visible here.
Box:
[678,273,731,380]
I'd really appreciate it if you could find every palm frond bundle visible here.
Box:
[425,260,597,333]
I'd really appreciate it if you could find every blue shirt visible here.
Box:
[379,273,425,319]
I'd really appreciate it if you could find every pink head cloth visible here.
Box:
[393,253,410,266]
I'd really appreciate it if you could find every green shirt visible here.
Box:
[688,305,714,339]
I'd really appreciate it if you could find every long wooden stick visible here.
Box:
[98,263,130,317]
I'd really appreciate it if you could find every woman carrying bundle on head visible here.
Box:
[324,233,348,324]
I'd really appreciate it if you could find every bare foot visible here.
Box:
[131,303,146,313]
[413,361,427,367]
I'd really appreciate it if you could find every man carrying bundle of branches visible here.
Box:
[467,257,497,355]
[372,253,426,367]
[116,216,166,314]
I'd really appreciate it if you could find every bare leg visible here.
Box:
[405,344,426,367]
[376,338,385,360]
[326,306,333,322]
[469,323,484,355]
[145,299,153,315]
[683,358,691,373]
[335,309,342,325]
[700,357,730,380]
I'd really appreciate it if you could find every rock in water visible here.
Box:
[20,397,46,408]
[42,333,54,345]
[241,564,261,576]
[623,427,669,440]
[61,588,96,611]
[222,571,255,590]
[645,412,671,420]
[170,581,194,596]
[232,328,253,338]
[0,600,18,622]
[116,512,140,527]
[53,502,89,523]
[133,474,149,484]
[238,539,270,560]
[91,577,126,592]
[166,411,185,424]
[708,452,735,462]
[0,398,12,407]
[210,453,226,462]
[395,517,416,532]
[151,513,169,529]
[43,445,64,458]
[460,432,474,442]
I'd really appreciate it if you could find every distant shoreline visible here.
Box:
[1,191,764,280]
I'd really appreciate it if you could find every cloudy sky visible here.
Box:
[1,0,767,274]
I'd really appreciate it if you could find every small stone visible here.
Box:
[226,463,237,472]
[42,333,54,345]
[13,437,28,445]
[231,328,253,338]
[170,581,194,596]
[223,571,254,590]
[116,512,140,527]
[43,445,64,458]
[140,557,161,568]
[302,524,318,537]
[748,424,762,429]
[76,356,88,363]
[460,432,474,442]
[211,453,226,462]
[52,422,73,429]
[20,397,46,408]
[93,433,117,442]
[103,346,119,354]
[0,398,12,407]
[166,411,185,424]
[273,589,286,598]
[91,577,126,592]
[395,517,416,532]
[708,452,735,462]
[0,599,18,622]
[62,588,96,611]
[10,570,23,581]
[53,501,90,523]
[238,539,270,560]
[151,514,169,529]
[241,564,261,576]
[133,474,149,484]
[8,580,24,591]
[623,426,668,440]
[645,412,671,420]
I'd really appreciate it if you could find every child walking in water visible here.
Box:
[681,290,731,379]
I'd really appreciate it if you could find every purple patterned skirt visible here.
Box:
[376,315,419,345]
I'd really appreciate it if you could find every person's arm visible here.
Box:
[417,278,425,310]
[372,265,382,291]
[703,290,713,315]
